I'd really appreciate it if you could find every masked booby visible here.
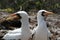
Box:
[3,11,32,40]
[32,10,54,40]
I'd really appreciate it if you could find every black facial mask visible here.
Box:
[41,11,46,16]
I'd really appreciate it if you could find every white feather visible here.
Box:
[32,10,51,40]
[3,11,32,40]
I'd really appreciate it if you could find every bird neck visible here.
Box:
[21,17,30,32]
[37,14,46,27]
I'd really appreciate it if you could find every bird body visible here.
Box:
[3,11,32,40]
[33,15,48,40]
[33,10,53,40]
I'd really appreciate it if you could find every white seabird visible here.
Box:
[32,10,54,40]
[3,11,32,40]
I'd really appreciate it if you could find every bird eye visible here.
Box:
[41,11,46,16]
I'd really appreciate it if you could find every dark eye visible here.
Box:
[41,11,45,16]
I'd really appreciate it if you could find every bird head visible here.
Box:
[38,10,54,18]
[6,11,28,21]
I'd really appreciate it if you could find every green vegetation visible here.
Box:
[0,0,60,13]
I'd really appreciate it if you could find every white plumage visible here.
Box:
[32,10,53,40]
[3,11,32,40]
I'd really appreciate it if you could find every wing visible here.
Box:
[3,28,22,39]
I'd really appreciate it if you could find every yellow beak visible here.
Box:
[6,14,21,21]
[44,11,54,16]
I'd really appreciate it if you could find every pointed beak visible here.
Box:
[6,13,21,21]
[44,11,54,17]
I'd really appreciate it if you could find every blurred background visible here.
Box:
[0,0,60,13]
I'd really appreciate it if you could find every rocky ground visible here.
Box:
[0,12,60,40]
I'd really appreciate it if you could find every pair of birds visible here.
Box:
[2,10,54,40]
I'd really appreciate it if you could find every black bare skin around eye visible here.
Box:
[41,11,46,16]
